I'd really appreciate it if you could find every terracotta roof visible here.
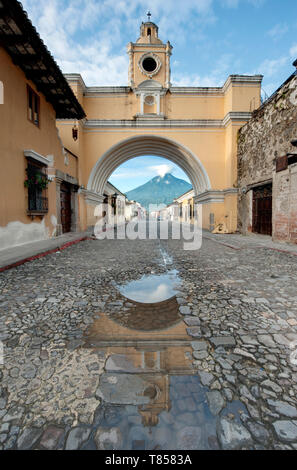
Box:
[0,0,86,119]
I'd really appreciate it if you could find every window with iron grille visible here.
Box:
[25,160,48,213]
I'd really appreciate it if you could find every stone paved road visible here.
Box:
[0,230,297,450]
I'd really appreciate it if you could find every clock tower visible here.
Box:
[127,15,172,116]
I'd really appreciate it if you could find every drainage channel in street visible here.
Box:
[81,246,249,450]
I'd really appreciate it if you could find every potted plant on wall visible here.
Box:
[24,169,51,190]
[24,165,51,215]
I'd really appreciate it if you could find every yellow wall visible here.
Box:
[56,74,261,233]
[165,94,224,120]
[75,86,260,121]
[76,128,225,190]
[84,93,138,120]
[0,47,78,247]
[1,21,263,246]
[224,83,261,115]
[132,46,167,87]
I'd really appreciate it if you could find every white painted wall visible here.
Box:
[0,220,50,251]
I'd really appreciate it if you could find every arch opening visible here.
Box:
[87,135,211,197]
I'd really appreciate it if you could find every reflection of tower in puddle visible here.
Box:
[85,295,195,428]
[137,349,171,428]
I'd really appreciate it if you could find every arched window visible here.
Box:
[147,28,151,36]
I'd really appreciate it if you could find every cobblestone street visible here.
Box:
[0,230,297,450]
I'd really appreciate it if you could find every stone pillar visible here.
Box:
[156,94,160,115]
[127,43,134,87]
[165,42,172,89]
[140,94,144,115]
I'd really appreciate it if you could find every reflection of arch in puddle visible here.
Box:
[109,295,182,332]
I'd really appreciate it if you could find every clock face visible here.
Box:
[142,57,157,73]
[138,53,161,77]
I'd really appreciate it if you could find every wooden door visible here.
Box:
[252,184,272,236]
[60,183,71,233]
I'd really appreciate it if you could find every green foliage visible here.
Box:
[24,169,51,190]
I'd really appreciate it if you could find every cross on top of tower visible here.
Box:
[147,11,151,21]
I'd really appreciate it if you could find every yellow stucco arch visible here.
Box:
[56,19,262,233]
[87,134,211,197]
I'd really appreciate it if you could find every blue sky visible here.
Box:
[21,0,297,191]
[109,157,191,193]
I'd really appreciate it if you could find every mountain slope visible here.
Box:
[126,173,192,210]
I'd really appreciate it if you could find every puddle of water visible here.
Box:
[117,270,181,304]
[82,247,248,450]
[85,370,247,450]
[83,302,248,450]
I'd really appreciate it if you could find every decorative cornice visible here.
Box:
[64,74,263,98]
[55,170,78,187]
[165,76,263,96]
[223,188,239,195]
[24,150,52,166]
[83,119,222,128]
[171,87,223,96]
[135,114,166,120]
[223,112,252,126]
[222,75,263,93]
[84,86,131,96]
[131,43,166,49]
[64,73,87,91]
[83,112,252,129]
[80,189,104,206]
[194,188,238,204]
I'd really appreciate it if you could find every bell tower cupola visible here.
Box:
[127,13,172,90]
[137,12,162,45]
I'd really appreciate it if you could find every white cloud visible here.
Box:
[172,53,237,87]
[149,164,174,177]
[19,0,274,88]
[267,23,289,40]
[290,44,297,59]
[254,56,288,78]
[111,163,173,180]
[20,0,218,85]
[111,168,153,179]
[221,0,266,7]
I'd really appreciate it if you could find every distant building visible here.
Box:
[174,190,195,224]
[125,200,146,221]
[102,182,126,226]
[159,202,176,222]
